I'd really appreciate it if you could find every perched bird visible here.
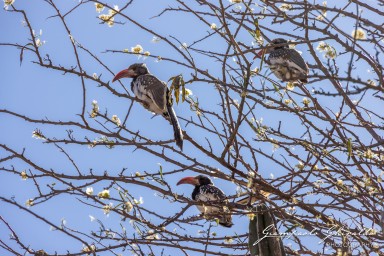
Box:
[112,63,183,150]
[256,38,309,83]
[177,175,233,227]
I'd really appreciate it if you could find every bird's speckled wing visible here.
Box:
[135,74,167,111]
[194,184,232,227]
[284,49,308,74]
[268,48,308,74]
[195,185,227,202]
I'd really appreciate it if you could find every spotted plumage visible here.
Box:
[177,175,233,228]
[259,38,309,83]
[113,63,183,150]
[131,74,167,115]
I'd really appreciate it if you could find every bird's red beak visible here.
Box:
[177,177,199,186]
[253,49,264,59]
[112,69,136,82]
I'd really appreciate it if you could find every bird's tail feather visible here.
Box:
[166,103,183,150]
[219,206,233,228]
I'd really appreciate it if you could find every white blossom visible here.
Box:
[103,203,113,215]
[98,189,110,199]
[3,0,14,10]
[85,187,93,195]
[351,28,366,40]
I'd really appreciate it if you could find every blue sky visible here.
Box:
[1,0,383,255]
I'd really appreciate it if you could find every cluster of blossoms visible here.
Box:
[88,136,115,149]
[98,14,114,27]
[224,237,234,244]
[135,171,145,180]
[98,189,110,199]
[82,244,96,254]
[247,170,255,188]
[279,3,292,12]
[126,44,150,59]
[252,35,264,46]
[151,36,161,43]
[133,197,144,205]
[20,171,28,180]
[180,43,188,50]
[32,129,46,140]
[90,100,99,118]
[296,161,305,170]
[316,41,337,59]
[111,114,121,126]
[251,67,259,76]
[145,229,160,240]
[103,203,113,215]
[131,44,143,54]
[351,28,366,40]
[32,29,45,47]
[316,1,327,21]
[367,79,376,86]
[96,4,119,27]
[286,82,295,91]
[25,198,34,207]
[3,0,14,10]
[125,201,133,212]
[302,97,311,107]
[286,206,296,215]
[180,88,193,98]
[85,187,93,195]
[95,3,104,13]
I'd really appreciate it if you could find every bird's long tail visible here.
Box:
[219,205,233,228]
[166,103,183,150]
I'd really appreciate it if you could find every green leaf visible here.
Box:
[248,19,261,41]
[167,75,179,83]
[174,86,180,104]
[254,19,261,39]
[169,74,183,105]
[159,164,163,180]
[20,43,33,66]
[181,77,186,102]
[347,138,352,161]
[272,82,280,93]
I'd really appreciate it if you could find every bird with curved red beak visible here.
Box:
[177,175,233,227]
[112,68,137,82]
[255,38,309,83]
[112,63,183,150]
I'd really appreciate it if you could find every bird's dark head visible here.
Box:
[255,38,289,58]
[270,38,289,50]
[112,63,149,82]
[177,175,213,186]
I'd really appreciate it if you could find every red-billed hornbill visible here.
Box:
[177,175,233,227]
[256,38,309,83]
[112,63,183,150]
